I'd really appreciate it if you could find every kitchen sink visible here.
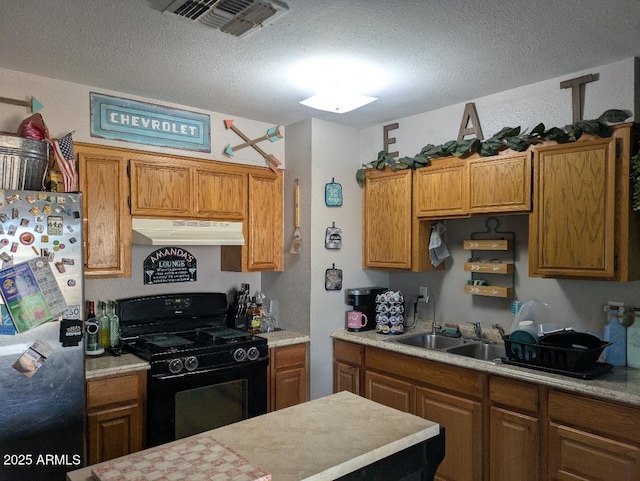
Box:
[387,332,506,363]
[446,342,506,362]
[390,333,468,350]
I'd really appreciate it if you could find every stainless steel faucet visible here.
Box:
[431,321,442,335]
[492,324,507,339]
[468,321,482,341]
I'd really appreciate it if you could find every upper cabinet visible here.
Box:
[222,169,283,272]
[362,168,439,271]
[363,168,413,269]
[414,151,532,219]
[130,153,282,273]
[414,157,468,218]
[76,143,131,278]
[529,123,640,281]
[129,154,246,220]
[78,143,283,276]
[467,152,531,214]
[362,151,532,271]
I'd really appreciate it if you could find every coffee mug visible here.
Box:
[347,311,368,329]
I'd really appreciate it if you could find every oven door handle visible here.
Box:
[151,357,269,382]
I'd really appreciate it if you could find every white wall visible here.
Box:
[360,57,640,337]
[307,119,386,399]
[261,119,313,335]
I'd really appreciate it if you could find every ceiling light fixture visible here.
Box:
[289,56,388,114]
[299,91,377,114]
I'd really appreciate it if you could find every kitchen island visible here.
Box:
[68,390,442,481]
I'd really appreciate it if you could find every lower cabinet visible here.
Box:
[333,339,640,481]
[365,370,414,413]
[416,386,482,481]
[489,407,538,481]
[547,390,640,481]
[488,376,539,481]
[268,343,309,412]
[334,339,364,395]
[359,344,484,481]
[86,371,146,465]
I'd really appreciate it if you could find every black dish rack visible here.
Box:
[502,337,613,379]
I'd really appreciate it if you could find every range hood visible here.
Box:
[132,218,244,246]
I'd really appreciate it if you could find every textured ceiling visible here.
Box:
[1,0,639,128]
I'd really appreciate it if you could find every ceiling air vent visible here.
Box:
[149,0,289,37]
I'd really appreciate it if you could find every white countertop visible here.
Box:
[332,322,640,407]
[68,391,439,481]
[85,353,150,380]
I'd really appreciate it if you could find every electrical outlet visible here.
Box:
[419,286,429,300]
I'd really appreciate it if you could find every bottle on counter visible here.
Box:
[85,301,99,353]
[97,301,110,349]
[603,305,626,366]
[627,308,640,369]
[246,297,256,333]
[109,300,120,348]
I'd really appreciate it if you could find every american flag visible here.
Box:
[52,132,77,192]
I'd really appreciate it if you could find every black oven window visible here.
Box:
[175,379,248,440]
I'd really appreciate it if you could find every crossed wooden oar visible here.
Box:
[224,120,282,173]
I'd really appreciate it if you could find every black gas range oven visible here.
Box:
[118,292,268,448]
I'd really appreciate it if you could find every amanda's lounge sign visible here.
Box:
[90,92,211,152]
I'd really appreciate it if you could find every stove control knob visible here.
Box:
[247,346,260,361]
[233,348,247,362]
[184,356,199,372]
[168,358,184,374]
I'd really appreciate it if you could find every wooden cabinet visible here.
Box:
[131,154,282,272]
[222,169,283,272]
[86,371,146,465]
[129,154,246,220]
[362,152,532,271]
[362,168,438,271]
[414,157,468,218]
[363,346,484,481]
[365,370,415,413]
[81,144,282,273]
[416,386,482,481]
[488,376,539,481]
[268,342,308,412]
[363,168,413,269]
[547,390,640,481]
[529,136,616,278]
[529,123,640,280]
[76,143,131,278]
[333,339,364,395]
[193,162,246,219]
[333,339,640,481]
[413,152,531,219]
[467,152,531,214]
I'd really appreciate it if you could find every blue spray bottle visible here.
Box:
[603,303,626,366]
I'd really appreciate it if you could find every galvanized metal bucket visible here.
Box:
[0,134,49,190]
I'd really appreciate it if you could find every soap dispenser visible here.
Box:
[627,308,640,369]
[603,303,626,367]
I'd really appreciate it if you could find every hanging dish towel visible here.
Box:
[429,222,450,267]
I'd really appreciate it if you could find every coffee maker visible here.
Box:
[346,287,387,332]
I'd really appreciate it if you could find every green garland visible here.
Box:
[356,109,630,186]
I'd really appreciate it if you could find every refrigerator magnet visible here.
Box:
[324,263,343,291]
[325,178,343,207]
[324,222,342,250]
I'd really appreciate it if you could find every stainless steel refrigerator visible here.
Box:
[0,190,85,481]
